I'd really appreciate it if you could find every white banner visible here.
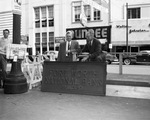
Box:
[6,44,27,59]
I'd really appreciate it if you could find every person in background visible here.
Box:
[57,31,81,61]
[81,29,106,62]
[0,29,11,88]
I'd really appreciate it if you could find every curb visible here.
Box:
[107,79,150,87]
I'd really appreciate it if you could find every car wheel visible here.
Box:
[124,58,131,65]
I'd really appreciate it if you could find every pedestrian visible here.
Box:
[81,29,106,62]
[57,31,81,61]
[0,29,11,88]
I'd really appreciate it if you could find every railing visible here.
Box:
[21,53,57,89]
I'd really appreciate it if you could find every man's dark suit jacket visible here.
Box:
[82,38,105,61]
[57,40,80,61]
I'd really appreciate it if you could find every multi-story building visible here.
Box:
[0,0,20,42]
[110,0,150,53]
[21,0,109,55]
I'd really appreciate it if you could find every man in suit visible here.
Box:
[81,29,105,62]
[57,31,81,62]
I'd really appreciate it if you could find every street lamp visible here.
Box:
[4,1,28,94]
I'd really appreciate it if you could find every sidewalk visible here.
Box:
[0,72,150,120]
[0,89,150,120]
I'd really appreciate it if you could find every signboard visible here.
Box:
[55,37,65,43]
[6,44,27,59]
[109,43,112,49]
[41,62,106,96]
[66,26,111,44]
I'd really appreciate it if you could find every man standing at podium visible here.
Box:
[57,31,80,62]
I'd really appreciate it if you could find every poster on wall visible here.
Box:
[6,44,27,59]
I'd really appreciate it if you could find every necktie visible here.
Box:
[68,42,71,50]
[90,41,92,46]
[88,41,92,49]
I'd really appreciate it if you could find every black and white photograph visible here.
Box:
[0,0,150,120]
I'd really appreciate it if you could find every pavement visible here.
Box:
[0,87,150,120]
[0,64,150,120]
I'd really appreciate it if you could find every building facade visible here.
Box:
[110,0,150,53]
[21,0,109,55]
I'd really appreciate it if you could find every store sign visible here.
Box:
[129,29,149,34]
[55,37,65,43]
[116,25,131,28]
[66,26,110,40]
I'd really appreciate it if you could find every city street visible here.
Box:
[7,63,150,75]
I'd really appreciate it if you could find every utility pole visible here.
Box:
[108,0,111,25]
[126,3,129,54]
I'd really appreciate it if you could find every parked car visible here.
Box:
[102,51,118,64]
[123,50,150,65]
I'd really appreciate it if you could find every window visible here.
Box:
[74,6,81,22]
[49,18,54,27]
[42,32,47,43]
[127,8,140,19]
[48,6,53,18]
[41,7,46,19]
[49,32,54,45]
[34,6,54,28]
[42,19,47,27]
[35,33,40,43]
[35,8,40,28]
[34,8,40,19]
[94,8,100,20]
[48,6,54,26]
[35,20,40,28]
[84,5,91,21]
